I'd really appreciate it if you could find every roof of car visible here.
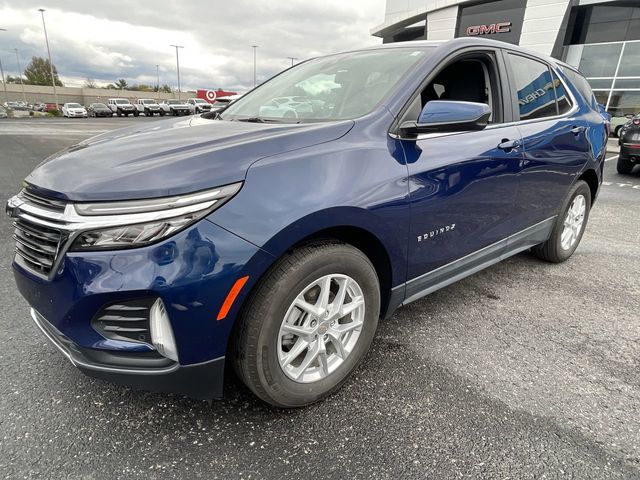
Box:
[351,37,562,68]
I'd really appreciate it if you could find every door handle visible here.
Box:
[498,139,521,151]
[571,125,586,135]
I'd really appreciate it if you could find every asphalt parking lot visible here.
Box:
[0,117,639,479]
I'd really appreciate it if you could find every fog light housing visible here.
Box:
[149,299,178,362]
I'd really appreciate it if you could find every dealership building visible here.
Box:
[371,0,640,116]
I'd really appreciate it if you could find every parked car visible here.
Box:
[61,103,88,118]
[134,98,163,116]
[186,98,212,114]
[87,103,113,117]
[32,103,46,112]
[0,106,7,119]
[5,38,606,408]
[107,98,136,117]
[159,99,191,116]
[617,114,640,174]
[611,113,635,138]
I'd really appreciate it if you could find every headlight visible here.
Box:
[69,182,241,251]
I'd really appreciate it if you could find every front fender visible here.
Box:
[209,127,411,287]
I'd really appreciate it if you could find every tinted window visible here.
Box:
[552,71,572,115]
[508,53,557,120]
[562,67,597,110]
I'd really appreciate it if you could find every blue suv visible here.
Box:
[6,39,606,407]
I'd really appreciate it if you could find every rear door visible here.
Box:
[504,52,593,231]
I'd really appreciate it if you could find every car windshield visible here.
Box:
[115,100,128,104]
[167,100,182,105]
[67,103,82,108]
[142,100,155,104]
[221,47,431,123]
[194,99,206,103]
[92,103,107,108]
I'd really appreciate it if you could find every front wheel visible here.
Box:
[534,180,591,263]
[233,242,380,408]
[614,126,623,138]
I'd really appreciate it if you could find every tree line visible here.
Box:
[3,56,174,93]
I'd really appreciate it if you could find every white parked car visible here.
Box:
[159,99,191,116]
[134,99,163,116]
[61,103,88,118]
[107,98,136,117]
[186,98,212,114]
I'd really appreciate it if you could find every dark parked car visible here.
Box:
[6,38,606,407]
[617,114,640,174]
[87,103,113,117]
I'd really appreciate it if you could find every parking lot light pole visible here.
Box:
[38,9,59,109]
[0,29,7,105]
[251,45,258,88]
[14,48,26,103]
[169,45,183,100]
[287,57,298,67]
[155,64,160,92]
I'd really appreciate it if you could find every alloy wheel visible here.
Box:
[278,274,365,383]
[561,194,586,250]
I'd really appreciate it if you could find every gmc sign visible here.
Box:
[466,22,512,36]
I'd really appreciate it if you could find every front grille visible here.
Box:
[13,217,63,277]
[91,298,155,345]
[20,189,66,212]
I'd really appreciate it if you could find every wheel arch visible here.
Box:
[577,168,599,205]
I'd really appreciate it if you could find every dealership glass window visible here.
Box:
[607,91,640,116]
[586,79,613,90]
[578,43,623,77]
[567,40,640,117]
[618,42,640,77]
[508,54,558,120]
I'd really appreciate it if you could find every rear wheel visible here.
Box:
[617,157,635,174]
[233,242,380,408]
[534,180,591,263]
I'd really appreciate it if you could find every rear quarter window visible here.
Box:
[561,67,597,111]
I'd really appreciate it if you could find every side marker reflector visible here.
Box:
[217,276,249,321]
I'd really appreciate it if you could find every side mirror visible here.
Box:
[400,100,491,136]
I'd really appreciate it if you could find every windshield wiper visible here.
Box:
[236,116,267,123]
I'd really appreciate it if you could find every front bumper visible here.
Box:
[11,216,274,398]
[31,308,226,399]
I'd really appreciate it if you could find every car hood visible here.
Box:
[25,116,354,201]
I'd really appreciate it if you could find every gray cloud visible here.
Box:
[0,0,385,92]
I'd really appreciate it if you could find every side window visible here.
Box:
[552,70,572,115]
[408,53,502,124]
[562,67,597,111]
[508,53,558,121]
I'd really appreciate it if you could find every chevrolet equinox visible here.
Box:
[6,39,607,407]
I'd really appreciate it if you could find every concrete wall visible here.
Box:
[0,83,192,106]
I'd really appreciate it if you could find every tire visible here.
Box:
[160,111,165,117]
[133,110,139,117]
[617,157,634,175]
[116,110,122,117]
[233,241,380,408]
[615,126,622,138]
[534,180,591,263]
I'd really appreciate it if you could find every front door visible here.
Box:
[398,50,523,302]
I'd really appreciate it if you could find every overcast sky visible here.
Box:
[0,1,386,92]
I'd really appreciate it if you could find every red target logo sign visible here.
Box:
[205,90,217,102]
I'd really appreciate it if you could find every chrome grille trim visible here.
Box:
[20,189,67,212]
[12,217,64,278]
